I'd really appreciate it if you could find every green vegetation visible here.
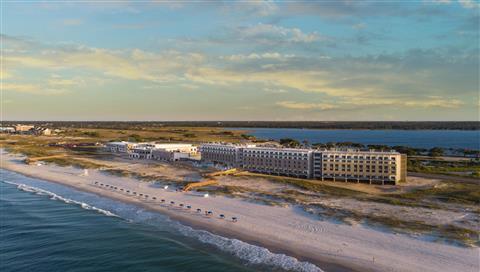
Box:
[43,157,105,169]
[83,131,100,137]
[279,138,301,148]
[306,203,478,246]
[408,158,480,178]
[260,175,364,198]
[429,147,444,157]
[388,181,480,206]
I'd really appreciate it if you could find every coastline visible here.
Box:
[1,152,478,272]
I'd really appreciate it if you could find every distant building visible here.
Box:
[105,141,137,153]
[151,149,190,162]
[14,124,34,133]
[33,127,51,136]
[122,143,197,161]
[0,127,15,133]
[129,147,152,159]
[152,143,197,155]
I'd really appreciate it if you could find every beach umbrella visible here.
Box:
[152,197,157,200]
[170,201,175,205]
[232,217,238,222]
[161,199,165,203]
[197,208,202,213]
[219,214,225,219]
[186,205,191,209]
[179,204,184,207]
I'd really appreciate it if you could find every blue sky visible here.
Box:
[2,0,479,121]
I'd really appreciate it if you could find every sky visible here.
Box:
[2,0,479,121]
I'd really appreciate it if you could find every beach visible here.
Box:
[1,151,478,272]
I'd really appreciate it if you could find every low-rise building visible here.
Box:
[152,143,197,155]
[126,143,197,161]
[33,127,51,136]
[129,147,152,159]
[0,127,15,133]
[105,141,137,153]
[151,149,190,162]
[14,124,34,133]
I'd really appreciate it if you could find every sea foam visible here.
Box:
[3,180,118,218]
[2,174,323,272]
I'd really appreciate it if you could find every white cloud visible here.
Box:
[62,19,83,26]
[277,101,339,110]
[458,0,479,9]
[263,87,288,93]
[221,52,295,61]
[239,23,319,44]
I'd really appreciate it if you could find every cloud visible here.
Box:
[458,0,480,9]
[237,23,320,44]
[229,0,278,17]
[263,87,288,93]
[62,19,83,26]
[3,83,67,95]
[352,23,367,30]
[221,52,295,61]
[277,101,339,110]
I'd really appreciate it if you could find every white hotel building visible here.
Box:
[200,143,406,185]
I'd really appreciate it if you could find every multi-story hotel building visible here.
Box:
[242,147,313,179]
[199,143,255,167]
[200,143,407,185]
[313,149,406,185]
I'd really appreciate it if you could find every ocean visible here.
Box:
[232,128,480,150]
[0,169,322,272]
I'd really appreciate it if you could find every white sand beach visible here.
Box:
[1,151,478,272]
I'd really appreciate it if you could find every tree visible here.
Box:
[279,138,301,148]
[429,147,444,157]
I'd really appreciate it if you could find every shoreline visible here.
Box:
[1,152,478,272]
[0,163,356,272]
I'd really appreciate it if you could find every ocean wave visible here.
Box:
[2,178,323,272]
[176,224,323,272]
[2,180,118,218]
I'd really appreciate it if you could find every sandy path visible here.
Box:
[1,152,478,272]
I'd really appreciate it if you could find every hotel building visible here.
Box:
[313,149,406,184]
[199,143,255,167]
[200,143,407,185]
[242,147,313,179]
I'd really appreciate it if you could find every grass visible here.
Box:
[386,181,480,206]
[408,158,480,178]
[306,203,479,247]
[244,173,364,198]
[60,126,248,143]
[42,157,105,169]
